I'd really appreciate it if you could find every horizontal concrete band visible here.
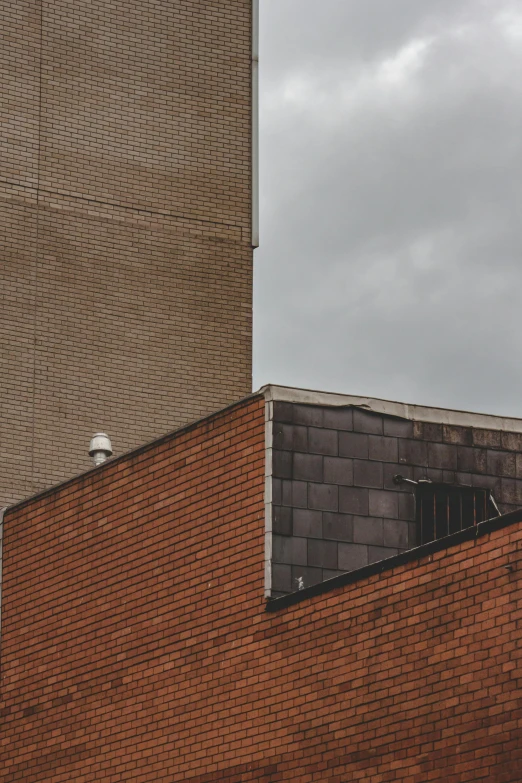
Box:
[260,385,522,433]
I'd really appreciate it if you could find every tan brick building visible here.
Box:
[0,0,256,505]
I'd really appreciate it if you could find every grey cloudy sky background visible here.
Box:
[253,0,522,417]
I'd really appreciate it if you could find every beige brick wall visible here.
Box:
[0,0,253,505]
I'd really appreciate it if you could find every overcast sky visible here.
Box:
[253,0,522,417]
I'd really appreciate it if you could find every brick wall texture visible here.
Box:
[0,0,253,506]
[271,401,522,595]
[1,394,522,781]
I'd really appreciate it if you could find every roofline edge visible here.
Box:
[257,384,522,432]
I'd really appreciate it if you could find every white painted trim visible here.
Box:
[251,0,259,248]
[258,384,522,433]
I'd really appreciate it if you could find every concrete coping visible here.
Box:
[259,384,522,433]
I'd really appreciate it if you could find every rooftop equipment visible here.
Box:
[89,433,113,467]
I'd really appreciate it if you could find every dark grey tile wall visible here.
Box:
[270,402,522,596]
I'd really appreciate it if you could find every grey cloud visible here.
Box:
[254,0,522,417]
[261,0,482,76]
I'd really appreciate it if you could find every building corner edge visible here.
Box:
[264,396,273,598]
[252,0,259,249]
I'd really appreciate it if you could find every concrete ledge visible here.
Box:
[259,385,522,433]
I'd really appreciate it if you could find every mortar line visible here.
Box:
[30,0,44,492]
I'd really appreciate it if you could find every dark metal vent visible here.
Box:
[416,483,490,546]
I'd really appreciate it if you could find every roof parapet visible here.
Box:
[258,384,522,433]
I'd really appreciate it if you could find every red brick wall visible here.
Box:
[1,394,522,782]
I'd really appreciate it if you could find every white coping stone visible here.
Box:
[259,385,522,434]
